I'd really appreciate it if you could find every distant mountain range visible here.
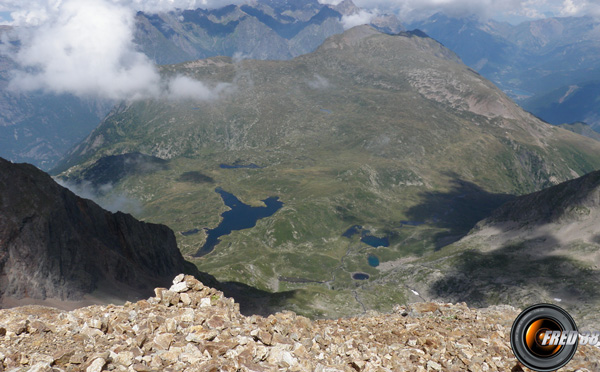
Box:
[410,14,600,129]
[56,26,600,318]
[0,0,402,170]
[135,0,403,64]
[4,3,600,171]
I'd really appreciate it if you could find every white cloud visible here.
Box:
[307,74,330,89]
[166,75,231,100]
[559,0,600,17]
[3,0,248,25]
[55,178,142,214]
[342,9,379,29]
[318,0,344,5]
[2,0,234,101]
[8,0,161,100]
[391,0,530,21]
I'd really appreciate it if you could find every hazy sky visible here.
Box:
[0,0,597,101]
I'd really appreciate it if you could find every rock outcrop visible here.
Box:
[0,157,186,302]
[1,274,599,372]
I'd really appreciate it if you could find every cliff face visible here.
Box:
[0,157,186,301]
[1,274,599,371]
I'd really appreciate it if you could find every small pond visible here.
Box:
[181,228,200,236]
[367,254,380,267]
[352,273,370,280]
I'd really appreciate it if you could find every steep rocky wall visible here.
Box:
[0,158,186,301]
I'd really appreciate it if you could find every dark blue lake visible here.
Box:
[360,235,389,248]
[352,273,370,280]
[342,225,362,238]
[181,228,200,236]
[342,225,389,247]
[194,188,283,257]
[367,254,380,267]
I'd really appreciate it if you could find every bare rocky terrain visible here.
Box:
[0,157,188,304]
[1,274,599,372]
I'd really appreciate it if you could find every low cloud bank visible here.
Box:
[56,178,143,215]
[1,0,234,101]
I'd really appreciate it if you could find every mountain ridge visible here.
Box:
[409,14,600,128]
[134,0,404,65]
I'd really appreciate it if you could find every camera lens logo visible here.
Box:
[511,304,578,372]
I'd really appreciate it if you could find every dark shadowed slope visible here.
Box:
[0,157,186,303]
[391,170,600,328]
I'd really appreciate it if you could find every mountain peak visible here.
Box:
[317,24,380,50]
[331,0,360,16]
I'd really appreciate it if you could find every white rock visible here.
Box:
[29,362,52,372]
[87,318,103,330]
[180,293,192,306]
[30,353,54,365]
[173,273,185,284]
[114,351,134,366]
[170,281,189,293]
[180,308,195,322]
[185,329,218,343]
[86,358,106,372]
[81,325,104,338]
[281,351,298,366]
[427,360,442,371]
[165,318,178,333]
[183,343,204,358]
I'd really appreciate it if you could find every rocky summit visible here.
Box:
[1,274,599,372]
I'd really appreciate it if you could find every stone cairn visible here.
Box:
[0,274,599,371]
